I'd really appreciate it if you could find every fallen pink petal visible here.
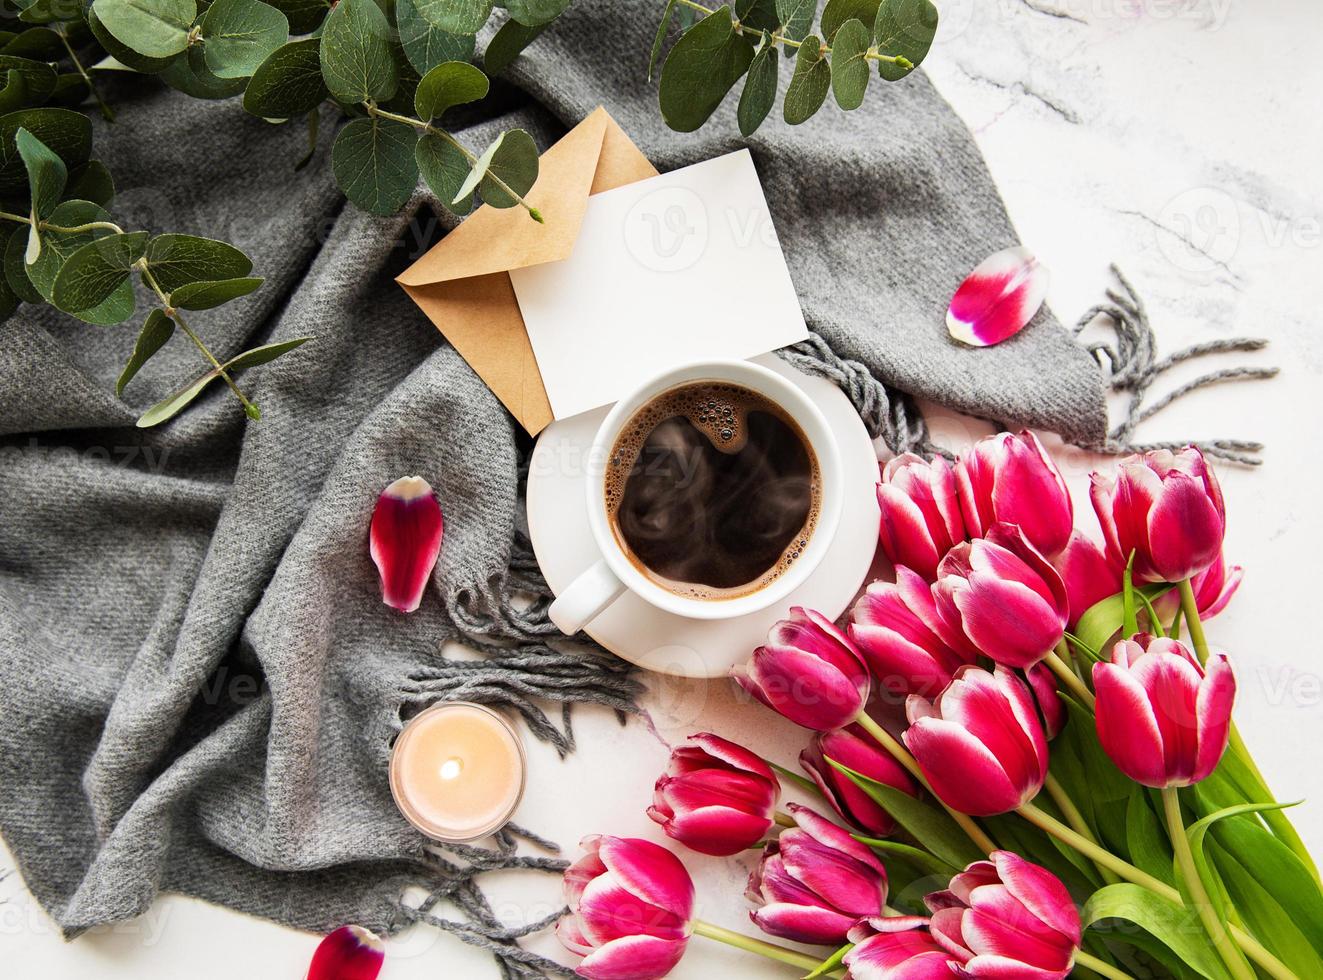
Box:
[369,476,444,613]
[947,246,1050,347]
[307,925,385,980]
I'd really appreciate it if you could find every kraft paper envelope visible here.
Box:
[396,106,659,435]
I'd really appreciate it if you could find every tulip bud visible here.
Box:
[1090,446,1226,584]
[849,567,979,699]
[926,851,1081,979]
[732,607,870,731]
[747,803,889,946]
[647,734,779,856]
[1093,635,1235,788]
[799,724,920,836]
[876,453,967,581]
[557,836,695,980]
[903,665,1049,817]
[956,430,1074,559]
[369,476,444,613]
[842,916,953,978]
[307,925,385,980]
[932,523,1068,669]
[1026,662,1065,740]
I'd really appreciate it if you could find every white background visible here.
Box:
[4,1,1322,976]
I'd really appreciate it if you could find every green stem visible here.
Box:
[0,211,127,236]
[59,30,115,122]
[769,760,820,797]
[852,711,999,857]
[1168,602,1184,641]
[1177,579,1209,662]
[1043,774,1118,884]
[1136,590,1166,638]
[691,920,823,972]
[1074,950,1136,980]
[364,104,543,222]
[1062,630,1101,662]
[1161,788,1255,980]
[1044,649,1095,707]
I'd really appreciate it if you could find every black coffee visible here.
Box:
[604,381,820,599]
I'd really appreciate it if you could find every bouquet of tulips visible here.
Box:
[556,434,1322,980]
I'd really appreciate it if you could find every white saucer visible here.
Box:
[526,355,881,678]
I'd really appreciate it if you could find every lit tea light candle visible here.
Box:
[389,702,526,842]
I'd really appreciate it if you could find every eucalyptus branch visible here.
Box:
[58,30,115,123]
[673,0,913,67]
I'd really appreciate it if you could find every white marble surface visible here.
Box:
[5,2,1322,976]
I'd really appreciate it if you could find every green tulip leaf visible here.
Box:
[0,108,91,196]
[416,131,471,213]
[320,0,397,104]
[412,0,492,34]
[117,309,175,395]
[783,33,829,124]
[483,17,544,75]
[829,17,870,109]
[26,200,136,324]
[477,127,537,208]
[658,7,756,133]
[819,0,877,40]
[1081,883,1232,980]
[143,233,253,292]
[775,0,816,41]
[853,835,959,878]
[331,116,418,216]
[414,60,487,121]
[1126,786,1176,887]
[201,0,289,79]
[243,38,327,117]
[91,0,197,58]
[169,276,264,309]
[1074,583,1173,658]
[736,37,778,136]
[397,0,474,75]
[51,230,148,314]
[873,0,937,81]
[504,0,569,27]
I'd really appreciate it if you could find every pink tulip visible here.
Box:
[647,733,779,856]
[843,916,955,979]
[956,431,1073,559]
[1160,548,1242,621]
[369,476,444,613]
[747,803,889,945]
[1090,447,1226,584]
[307,925,384,980]
[932,523,1068,669]
[849,567,979,699]
[557,836,695,980]
[1093,635,1235,788]
[876,453,967,581]
[1026,662,1065,740]
[903,665,1049,817]
[732,607,870,731]
[800,724,920,836]
[926,851,1081,979]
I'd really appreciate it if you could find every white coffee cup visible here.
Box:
[548,360,844,634]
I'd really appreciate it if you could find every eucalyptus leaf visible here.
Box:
[4,226,42,303]
[223,335,311,370]
[483,17,544,75]
[415,131,470,213]
[25,199,136,324]
[414,60,487,121]
[161,42,249,98]
[15,126,66,223]
[477,126,536,208]
[243,37,327,117]
[819,0,877,40]
[775,0,816,41]
[116,308,175,395]
[330,116,417,215]
[51,230,148,313]
[0,107,91,195]
[201,0,289,79]
[86,6,179,73]
[137,369,222,427]
[736,37,777,136]
[450,128,502,203]
[0,26,63,59]
[658,7,756,133]
[504,0,568,27]
[143,233,252,291]
[736,0,779,33]
[0,69,30,115]
[49,73,93,108]
[397,0,474,75]
[91,0,196,58]
[783,32,829,124]
[263,0,329,34]
[873,0,937,81]
[829,17,869,109]
[647,0,677,82]
[412,0,491,34]
[0,56,56,106]
[169,275,263,309]
[319,0,396,104]
[15,0,71,24]
[1081,883,1232,980]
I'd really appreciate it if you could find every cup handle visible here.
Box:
[548,559,627,635]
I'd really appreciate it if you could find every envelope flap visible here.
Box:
[397,108,611,287]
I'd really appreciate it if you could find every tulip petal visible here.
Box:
[903,719,1023,816]
[654,804,772,856]
[565,847,609,909]
[950,574,1063,668]
[308,925,385,980]
[879,482,946,581]
[682,733,777,782]
[844,935,955,979]
[736,643,865,731]
[1026,663,1065,740]
[962,903,1074,972]
[575,934,688,980]
[596,837,694,924]
[1055,531,1120,626]
[991,850,1082,945]
[750,902,861,945]
[577,876,687,945]
[369,476,443,613]
[947,246,1050,347]
[1193,653,1235,782]
[787,802,888,872]
[558,915,596,956]
[1146,470,1225,581]
[959,954,1070,979]
[1093,662,1169,787]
